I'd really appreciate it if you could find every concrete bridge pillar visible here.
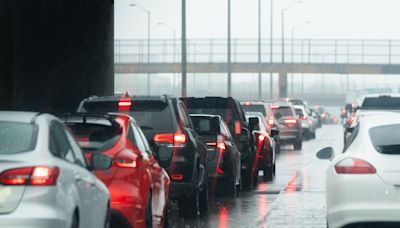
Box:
[279,72,288,98]
[0,0,114,113]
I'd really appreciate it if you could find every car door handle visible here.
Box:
[74,175,83,182]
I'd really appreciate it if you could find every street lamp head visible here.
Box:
[129,4,136,7]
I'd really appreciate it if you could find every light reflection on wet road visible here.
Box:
[168,125,342,228]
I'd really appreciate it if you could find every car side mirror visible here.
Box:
[90,154,113,170]
[316,146,334,160]
[248,117,259,130]
[270,128,279,137]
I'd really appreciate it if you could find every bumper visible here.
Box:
[169,182,195,199]
[328,207,400,228]
[278,130,301,142]
[327,171,400,228]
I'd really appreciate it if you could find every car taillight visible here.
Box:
[300,116,308,120]
[206,137,226,151]
[335,157,376,174]
[171,174,184,181]
[115,159,138,168]
[258,134,265,143]
[271,105,279,109]
[348,116,354,126]
[118,101,132,107]
[235,121,242,135]
[268,118,274,126]
[0,166,59,186]
[153,132,186,145]
[284,118,297,124]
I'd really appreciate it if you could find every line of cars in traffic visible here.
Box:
[0,94,331,228]
[319,93,400,227]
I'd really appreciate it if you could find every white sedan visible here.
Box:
[317,113,400,228]
[0,111,111,228]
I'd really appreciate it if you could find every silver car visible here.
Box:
[0,112,111,228]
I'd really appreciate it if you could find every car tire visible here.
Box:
[294,138,302,150]
[145,193,152,228]
[199,181,209,216]
[224,161,237,197]
[178,187,200,219]
[104,205,111,228]
[242,160,254,190]
[71,210,79,228]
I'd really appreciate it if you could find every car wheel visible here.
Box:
[242,160,254,190]
[104,205,111,228]
[145,193,152,228]
[178,187,200,219]
[263,158,274,181]
[71,211,79,228]
[199,181,209,216]
[224,162,237,197]
[294,138,302,150]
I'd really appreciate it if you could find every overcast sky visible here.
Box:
[115,0,400,40]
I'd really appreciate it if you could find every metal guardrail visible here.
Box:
[114,39,400,65]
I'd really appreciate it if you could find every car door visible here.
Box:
[64,127,107,228]
[50,121,95,228]
[220,120,241,185]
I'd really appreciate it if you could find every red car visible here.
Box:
[62,113,170,228]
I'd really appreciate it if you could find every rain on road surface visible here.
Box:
[168,124,343,228]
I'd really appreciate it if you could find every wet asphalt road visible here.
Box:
[168,124,343,228]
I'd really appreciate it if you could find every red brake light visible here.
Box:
[217,142,226,150]
[284,118,297,124]
[171,174,184,181]
[335,157,376,174]
[268,118,274,126]
[118,101,132,107]
[271,105,279,109]
[153,132,186,145]
[0,166,59,186]
[258,134,265,142]
[300,116,307,120]
[115,159,138,168]
[235,121,242,135]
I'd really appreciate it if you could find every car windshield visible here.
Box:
[362,96,400,109]
[242,105,266,116]
[65,117,122,153]
[369,124,400,154]
[0,122,37,154]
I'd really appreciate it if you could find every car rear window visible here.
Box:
[82,100,174,131]
[369,124,400,154]
[272,107,294,118]
[362,96,400,109]
[295,108,304,116]
[191,116,220,135]
[242,105,266,116]
[183,98,242,133]
[0,122,37,154]
[65,117,122,153]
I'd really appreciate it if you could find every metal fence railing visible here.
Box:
[114,38,400,65]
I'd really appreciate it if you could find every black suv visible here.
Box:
[77,95,209,219]
[181,97,256,189]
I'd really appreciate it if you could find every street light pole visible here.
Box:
[279,1,302,98]
[158,22,176,94]
[227,0,232,97]
[269,0,273,99]
[130,4,151,95]
[258,0,262,101]
[181,0,187,97]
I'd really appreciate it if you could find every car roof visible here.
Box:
[190,114,221,119]
[0,111,39,123]
[84,95,174,102]
[359,113,400,129]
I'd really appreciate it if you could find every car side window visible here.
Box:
[65,129,87,168]
[128,123,149,158]
[49,121,76,164]
[178,103,190,128]
[343,123,360,153]
[133,123,152,155]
